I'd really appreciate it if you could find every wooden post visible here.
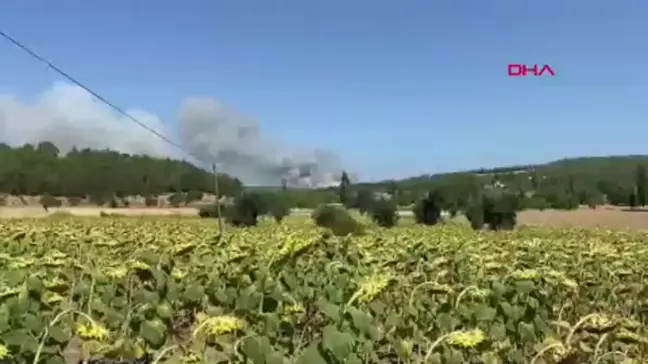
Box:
[212,162,224,235]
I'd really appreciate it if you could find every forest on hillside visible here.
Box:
[0,142,243,202]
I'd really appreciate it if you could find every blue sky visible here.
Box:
[0,1,647,182]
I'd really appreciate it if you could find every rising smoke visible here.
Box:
[0,83,343,187]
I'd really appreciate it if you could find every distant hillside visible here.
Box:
[317,155,648,209]
[360,155,648,186]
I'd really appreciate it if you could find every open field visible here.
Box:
[0,206,200,218]
[0,217,646,363]
[518,206,648,229]
[3,205,648,230]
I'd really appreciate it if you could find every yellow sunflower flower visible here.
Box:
[200,315,245,336]
[105,267,128,279]
[43,292,65,304]
[447,329,486,348]
[0,344,10,359]
[128,260,151,271]
[616,330,648,345]
[582,314,616,333]
[43,277,68,292]
[285,303,305,314]
[427,283,454,295]
[171,267,188,280]
[9,257,35,269]
[510,269,541,280]
[75,322,110,341]
[356,273,393,303]
[181,351,201,363]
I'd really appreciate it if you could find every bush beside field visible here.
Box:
[0,218,646,363]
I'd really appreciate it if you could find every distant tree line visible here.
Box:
[200,169,523,232]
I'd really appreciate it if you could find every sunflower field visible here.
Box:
[0,217,647,364]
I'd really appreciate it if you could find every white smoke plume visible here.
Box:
[0,83,343,187]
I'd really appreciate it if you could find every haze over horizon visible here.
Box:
[0,1,647,185]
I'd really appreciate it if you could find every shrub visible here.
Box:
[354,190,375,215]
[144,196,157,207]
[629,193,637,209]
[369,199,398,227]
[582,192,603,209]
[465,201,485,230]
[523,195,551,211]
[226,206,257,227]
[198,197,262,227]
[546,192,579,210]
[483,191,519,230]
[312,204,340,227]
[269,198,291,223]
[67,196,82,206]
[413,191,443,225]
[108,198,119,208]
[312,204,363,236]
[465,191,519,231]
[40,194,62,209]
[185,190,204,205]
[198,204,224,219]
[225,193,266,227]
[167,193,185,207]
[89,194,106,206]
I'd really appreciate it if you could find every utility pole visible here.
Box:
[212,162,224,236]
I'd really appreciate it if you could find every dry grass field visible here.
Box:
[1,205,647,230]
[518,206,648,229]
[0,206,200,218]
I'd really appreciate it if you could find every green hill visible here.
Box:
[359,155,648,187]
[322,155,648,209]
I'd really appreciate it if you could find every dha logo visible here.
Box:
[508,64,555,77]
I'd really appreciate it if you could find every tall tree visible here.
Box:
[636,165,647,207]
[530,171,539,190]
[339,171,351,206]
[567,176,576,194]
[629,188,638,209]
[386,181,399,197]
[354,189,374,215]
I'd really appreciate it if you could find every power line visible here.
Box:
[0,28,204,166]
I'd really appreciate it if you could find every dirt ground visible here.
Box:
[518,206,648,230]
[0,207,318,219]
[1,205,648,230]
[0,206,199,218]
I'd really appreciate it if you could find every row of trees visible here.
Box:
[199,169,521,234]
